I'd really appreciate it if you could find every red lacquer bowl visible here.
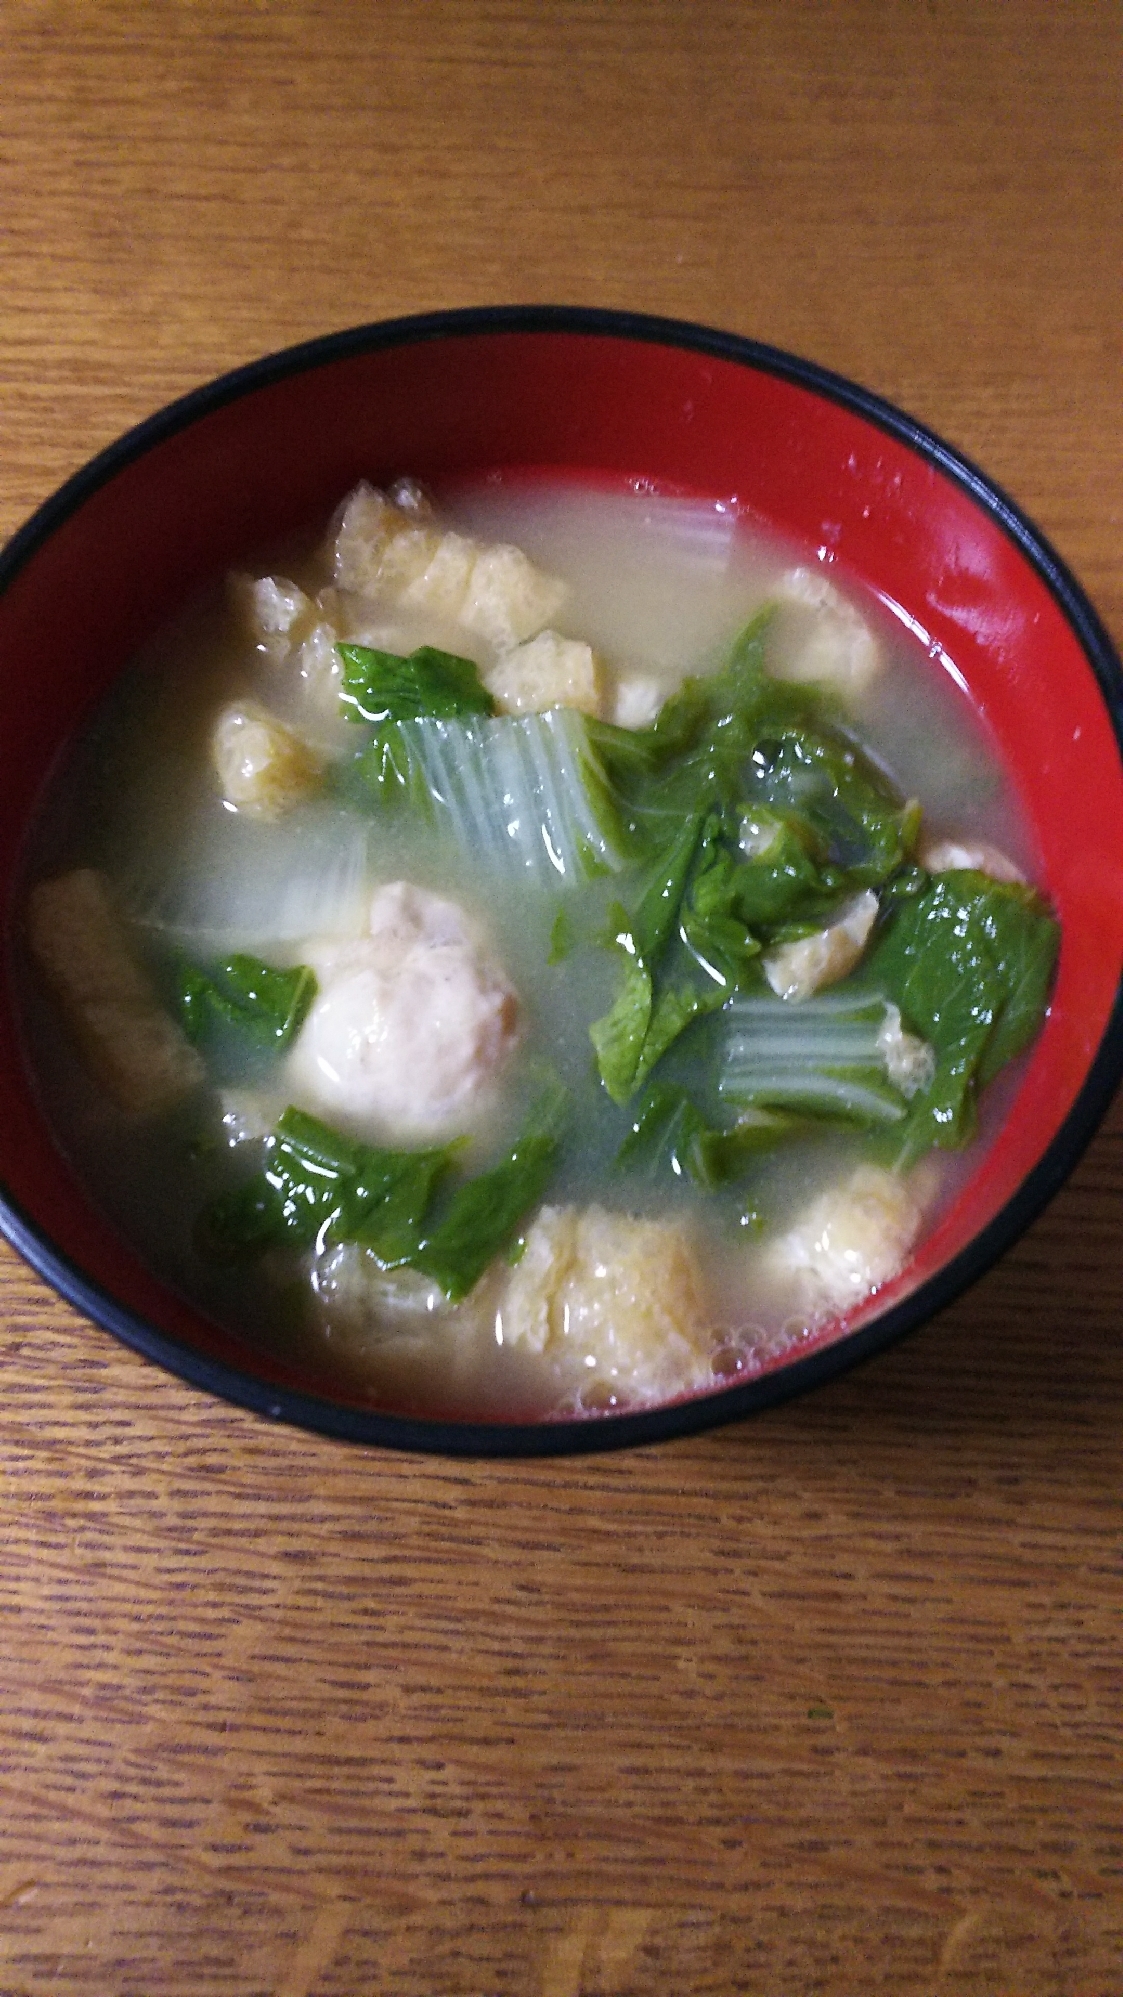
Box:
[2,307,1121,1454]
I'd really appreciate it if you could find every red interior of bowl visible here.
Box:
[3,325,1122,1407]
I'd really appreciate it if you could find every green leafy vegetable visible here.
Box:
[177,955,317,1056]
[616,1081,798,1190]
[588,958,654,1105]
[642,980,727,1084]
[712,807,830,926]
[548,906,577,965]
[587,610,924,1103]
[586,611,776,841]
[338,643,496,725]
[868,869,1060,1160]
[631,809,709,964]
[588,958,726,1106]
[200,1106,459,1263]
[410,1097,565,1301]
[198,1094,565,1302]
[742,731,918,892]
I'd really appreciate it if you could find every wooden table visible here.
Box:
[2,6,1120,1991]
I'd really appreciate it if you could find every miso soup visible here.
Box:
[17,476,1059,1419]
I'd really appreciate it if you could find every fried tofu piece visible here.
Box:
[306,1239,508,1415]
[763,889,879,1001]
[26,870,205,1116]
[398,530,478,622]
[919,837,1025,884]
[762,1164,922,1321]
[289,621,348,719]
[484,629,601,716]
[876,1002,936,1097]
[771,566,881,698]
[332,482,421,593]
[211,699,322,817]
[230,573,317,664]
[459,542,567,649]
[330,482,567,651]
[499,1203,715,1409]
[310,1241,456,1330]
[376,525,444,593]
[612,673,665,729]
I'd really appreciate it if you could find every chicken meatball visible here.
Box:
[286,881,520,1142]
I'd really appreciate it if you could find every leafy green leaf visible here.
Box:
[338,643,496,725]
[197,1095,564,1301]
[616,1081,796,1190]
[630,809,709,966]
[355,718,434,806]
[340,1154,461,1265]
[177,955,317,1057]
[587,606,925,1105]
[975,886,1061,1083]
[710,807,831,929]
[589,955,728,1107]
[645,608,776,761]
[868,870,1059,1160]
[199,1106,459,1263]
[548,906,577,965]
[743,731,914,887]
[637,979,726,1090]
[589,958,653,1105]
[678,816,771,984]
[411,1108,564,1302]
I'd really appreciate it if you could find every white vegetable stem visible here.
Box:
[392,708,628,886]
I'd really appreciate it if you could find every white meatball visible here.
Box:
[286,882,520,1141]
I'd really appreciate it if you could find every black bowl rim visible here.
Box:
[2,302,1122,1458]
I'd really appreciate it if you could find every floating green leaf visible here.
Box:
[868,869,1059,1161]
[198,1095,565,1302]
[338,643,496,725]
[177,955,317,1058]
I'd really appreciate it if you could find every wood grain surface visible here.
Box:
[1,4,1121,1992]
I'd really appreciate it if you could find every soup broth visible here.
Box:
[17,476,1057,1420]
